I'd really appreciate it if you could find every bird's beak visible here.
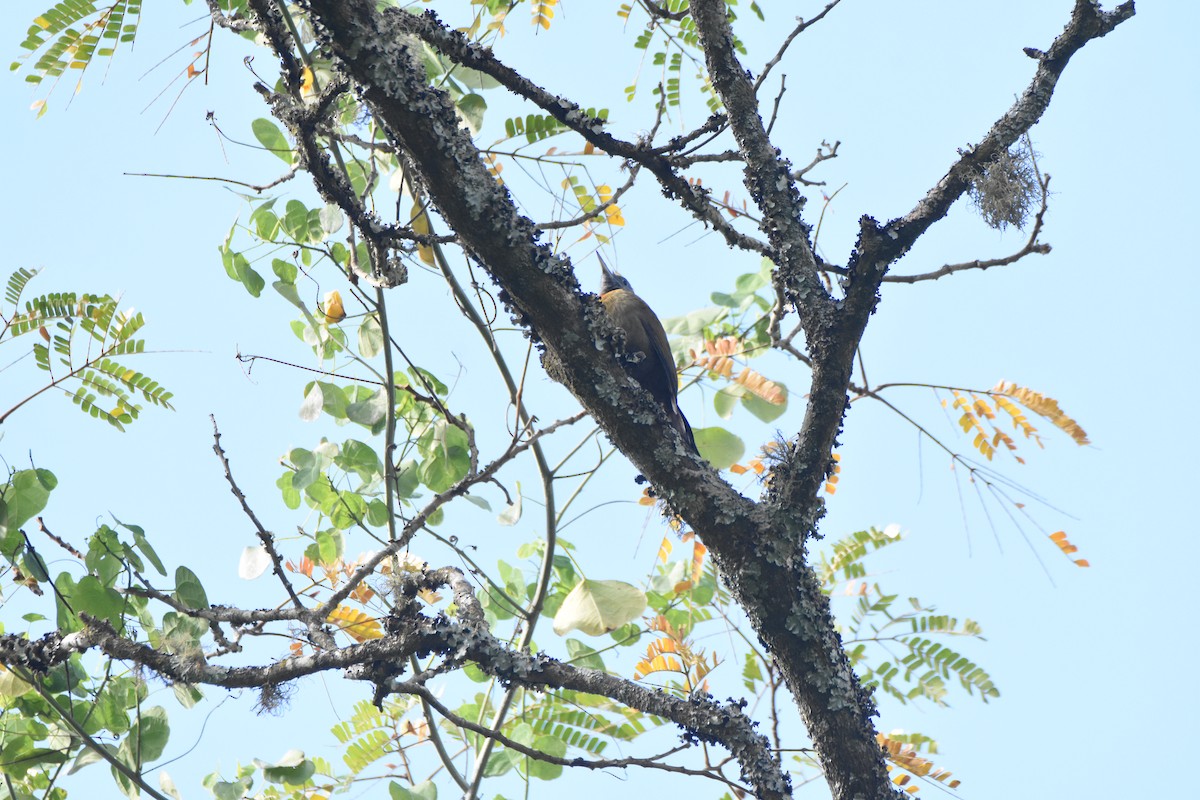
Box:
[597,254,616,282]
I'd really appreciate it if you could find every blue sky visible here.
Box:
[3,1,1197,798]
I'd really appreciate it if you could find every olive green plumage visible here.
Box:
[598,258,698,454]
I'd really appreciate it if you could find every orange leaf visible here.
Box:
[322,290,346,323]
[327,605,382,641]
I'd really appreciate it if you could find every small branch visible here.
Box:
[21,672,172,800]
[535,163,641,231]
[409,656,470,791]
[791,139,840,185]
[210,416,306,612]
[642,0,689,23]
[884,174,1051,283]
[35,517,83,560]
[754,0,845,93]
[204,0,255,33]
[384,10,769,256]
[405,680,750,792]
[124,168,297,193]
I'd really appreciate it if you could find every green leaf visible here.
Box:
[319,204,344,236]
[661,307,727,337]
[172,683,204,710]
[252,118,293,164]
[174,566,209,610]
[457,93,486,134]
[74,575,125,626]
[257,749,316,785]
[693,427,744,470]
[55,573,80,632]
[527,735,566,780]
[394,459,420,499]
[315,381,349,419]
[271,258,297,284]
[389,779,438,800]
[329,490,367,530]
[713,386,741,419]
[358,314,383,358]
[417,421,471,492]
[743,383,788,423]
[0,468,57,534]
[121,520,166,576]
[228,251,264,298]
[346,388,387,429]
[277,470,301,510]
[552,580,646,637]
[565,638,605,671]
[453,66,500,91]
[127,706,170,762]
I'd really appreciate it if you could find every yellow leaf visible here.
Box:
[322,290,346,323]
[690,541,707,583]
[34,16,51,29]
[327,605,382,641]
[410,204,436,266]
[657,536,673,563]
[634,654,683,679]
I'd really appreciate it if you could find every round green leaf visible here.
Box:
[743,382,788,423]
[173,566,209,610]
[552,579,646,637]
[693,426,745,470]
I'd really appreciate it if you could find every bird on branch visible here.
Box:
[597,257,698,455]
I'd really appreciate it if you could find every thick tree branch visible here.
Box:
[876,1,1135,265]
[382,10,769,256]
[885,174,1052,283]
[2,568,789,800]
[244,3,1136,800]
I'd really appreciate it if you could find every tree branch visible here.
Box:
[4,568,790,800]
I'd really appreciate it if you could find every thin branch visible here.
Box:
[408,655,469,791]
[884,174,1052,283]
[754,0,845,93]
[382,10,769,256]
[20,671,172,800]
[210,416,305,611]
[536,163,641,231]
[791,139,840,185]
[642,0,689,23]
[123,168,297,193]
[404,679,751,792]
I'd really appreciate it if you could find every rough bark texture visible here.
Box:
[277,2,1134,798]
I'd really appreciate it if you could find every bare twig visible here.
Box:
[754,0,845,93]
[211,416,305,611]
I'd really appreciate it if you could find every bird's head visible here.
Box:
[598,255,633,295]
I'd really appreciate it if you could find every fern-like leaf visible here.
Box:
[4,268,39,308]
[12,0,144,115]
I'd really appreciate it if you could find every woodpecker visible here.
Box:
[597,257,698,454]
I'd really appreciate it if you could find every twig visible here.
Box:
[884,174,1052,283]
[210,416,306,611]
[754,0,845,93]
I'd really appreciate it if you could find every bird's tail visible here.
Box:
[672,400,699,455]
